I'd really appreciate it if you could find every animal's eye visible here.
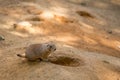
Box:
[47,45,52,49]
[49,45,52,49]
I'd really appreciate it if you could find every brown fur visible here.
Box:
[17,42,56,61]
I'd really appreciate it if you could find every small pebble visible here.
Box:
[102,60,110,64]
[107,30,112,34]
[13,21,32,29]
[80,2,86,6]
[0,35,5,41]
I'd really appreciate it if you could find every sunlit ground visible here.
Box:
[0,0,120,80]
[0,0,119,57]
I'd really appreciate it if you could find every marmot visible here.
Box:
[17,42,56,61]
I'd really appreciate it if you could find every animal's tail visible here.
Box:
[17,54,26,58]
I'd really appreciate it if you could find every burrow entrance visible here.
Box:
[49,55,84,67]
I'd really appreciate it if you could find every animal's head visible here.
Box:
[43,41,56,53]
[46,43,56,52]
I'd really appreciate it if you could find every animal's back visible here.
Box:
[17,42,56,61]
[25,44,43,60]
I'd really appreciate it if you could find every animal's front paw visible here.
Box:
[43,59,49,62]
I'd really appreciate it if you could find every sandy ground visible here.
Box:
[0,0,120,80]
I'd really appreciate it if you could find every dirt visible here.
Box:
[0,0,120,80]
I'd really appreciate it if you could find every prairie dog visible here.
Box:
[17,42,56,61]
